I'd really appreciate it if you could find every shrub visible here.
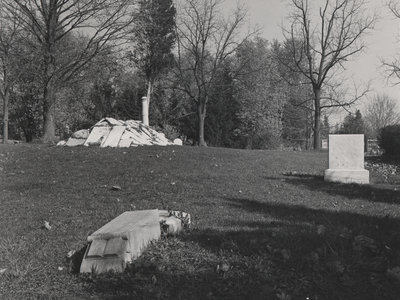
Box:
[378,125,400,155]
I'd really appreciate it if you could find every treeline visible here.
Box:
[0,0,382,149]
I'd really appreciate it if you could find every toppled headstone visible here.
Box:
[80,209,190,274]
[80,210,161,273]
[324,134,369,184]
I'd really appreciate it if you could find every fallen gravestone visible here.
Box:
[80,209,190,273]
[324,134,369,184]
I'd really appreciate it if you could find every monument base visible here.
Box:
[324,169,369,184]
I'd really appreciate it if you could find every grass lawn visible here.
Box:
[0,144,400,300]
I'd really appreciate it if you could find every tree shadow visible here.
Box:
[68,245,87,274]
[278,173,400,205]
[224,197,400,245]
[84,197,400,300]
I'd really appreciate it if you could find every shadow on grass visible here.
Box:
[69,245,87,274]
[86,264,276,300]
[224,197,400,247]
[280,173,400,204]
[85,197,400,300]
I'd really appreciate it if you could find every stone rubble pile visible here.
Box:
[58,118,182,148]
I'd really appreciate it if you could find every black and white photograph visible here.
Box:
[1,0,400,299]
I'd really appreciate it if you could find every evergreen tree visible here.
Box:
[131,0,176,126]
[205,63,241,148]
[340,110,365,134]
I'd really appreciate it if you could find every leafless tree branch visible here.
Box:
[282,0,375,149]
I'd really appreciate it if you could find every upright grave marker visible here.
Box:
[324,134,369,184]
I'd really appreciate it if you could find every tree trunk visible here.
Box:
[246,136,253,149]
[197,103,207,147]
[313,87,321,150]
[41,3,58,143]
[2,90,9,144]
[42,85,56,143]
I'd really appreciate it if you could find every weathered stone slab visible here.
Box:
[100,126,125,148]
[80,210,161,273]
[128,129,152,146]
[65,138,85,147]
[95,117,123,127]
[72,129,90,139]
[118,131,135,148]
[173,138,183,146]
[328,134,364,169]
[324,134,369,184]
[84,126,111,146]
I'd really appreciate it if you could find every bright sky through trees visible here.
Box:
[221,0,400,121]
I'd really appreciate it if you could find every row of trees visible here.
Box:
[364,94,400,138]
[331,93,400,142]
[0,0,137,143]
[0,0,399,149]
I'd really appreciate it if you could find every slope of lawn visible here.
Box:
[0,144,399,300]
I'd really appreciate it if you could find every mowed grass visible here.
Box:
[0,144,400,300]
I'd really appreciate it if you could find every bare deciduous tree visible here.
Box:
[4,0,133,142]
[384,0,400,83]
[175,0,251,146]
[282,0,375,149]
[0,7,18,143]
[0,5,34,143]
[364,93,400,138]
[130,0,176,126]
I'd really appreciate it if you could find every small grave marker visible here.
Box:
[321,138,328,149]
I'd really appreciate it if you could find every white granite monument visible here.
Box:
[324,134,369,184]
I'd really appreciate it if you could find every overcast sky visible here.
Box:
[221,0,400,122]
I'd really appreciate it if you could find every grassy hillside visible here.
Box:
[0,144,399,299]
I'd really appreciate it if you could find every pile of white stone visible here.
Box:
[58,118,182,148]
